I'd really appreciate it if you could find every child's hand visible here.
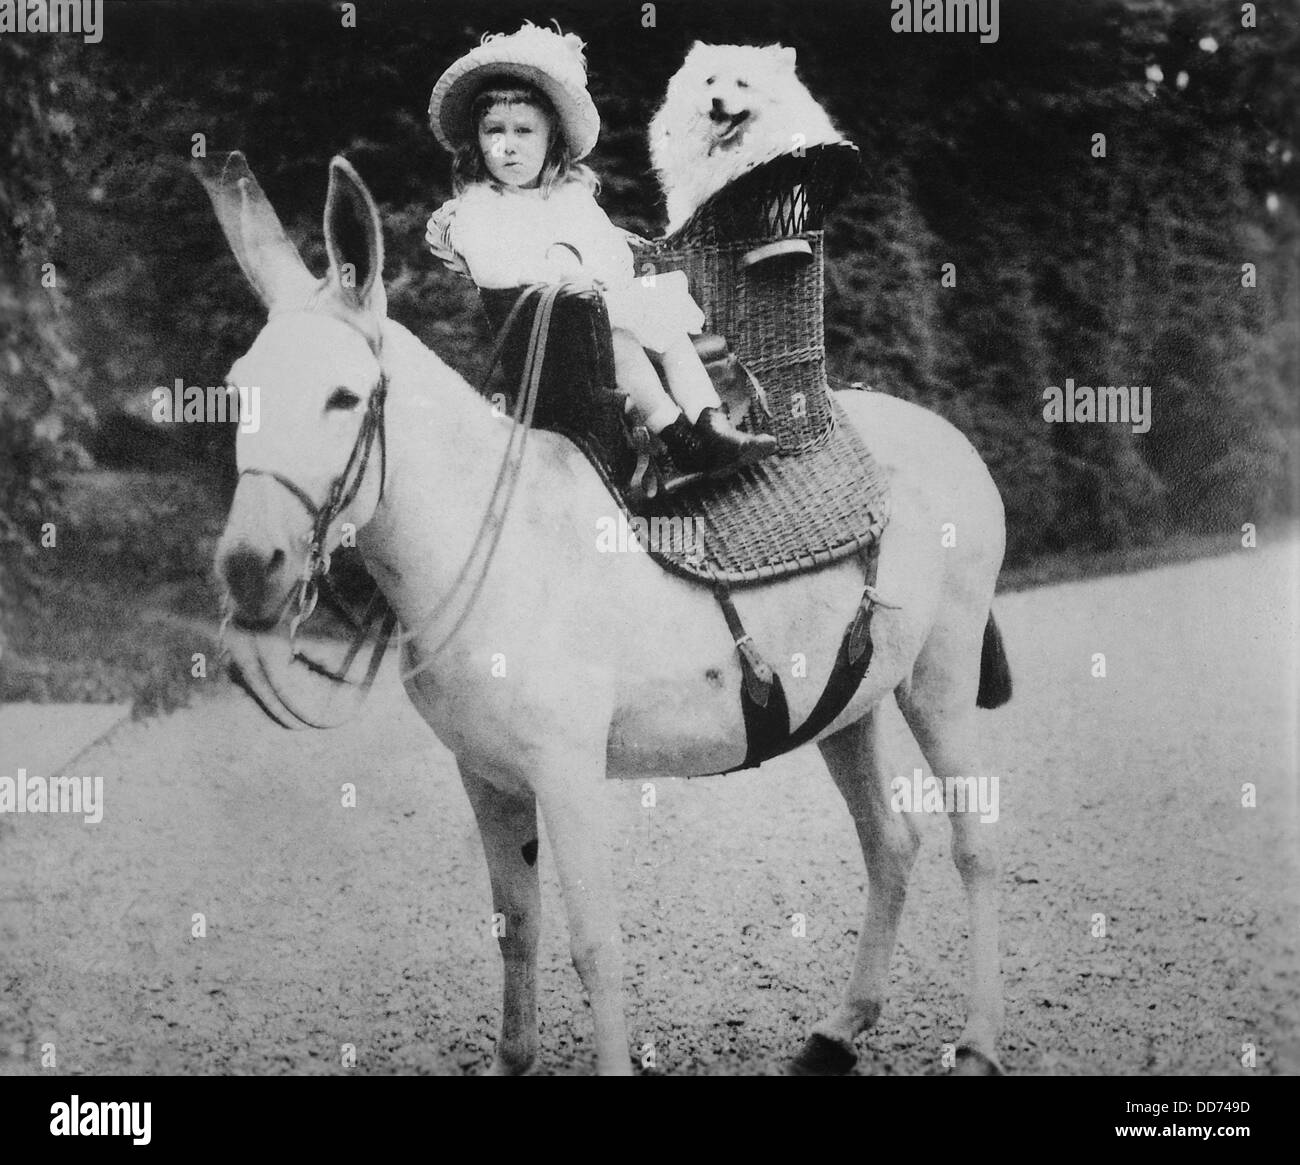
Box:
[558,271,605,294]
[520,269,599,292]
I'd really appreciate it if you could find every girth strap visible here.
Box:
[714,580,791,769]
[775,540,885,758]
[717,540,888,771]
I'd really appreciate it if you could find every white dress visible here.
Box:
[428,179,704,355]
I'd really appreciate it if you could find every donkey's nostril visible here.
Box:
[223,545,283,613]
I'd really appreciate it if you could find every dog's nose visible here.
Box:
[710,101,749,127]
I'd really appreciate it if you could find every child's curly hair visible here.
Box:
[448,81,600,198]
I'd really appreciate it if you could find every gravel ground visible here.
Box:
[1,539,1297,1076]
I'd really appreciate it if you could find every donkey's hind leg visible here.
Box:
[785,709,921,1075]
[897,627,1006,1076]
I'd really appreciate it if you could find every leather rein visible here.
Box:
[221,282,565,704]
[397,280,565,680]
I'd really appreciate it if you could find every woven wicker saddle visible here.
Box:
[462,140,890,588]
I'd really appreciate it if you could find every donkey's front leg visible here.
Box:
[457,761,542,1076]
[534,756,632,1076]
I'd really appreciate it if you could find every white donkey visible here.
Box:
[203,154,1011,1076]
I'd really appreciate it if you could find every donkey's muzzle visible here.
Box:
[221,544,287,622]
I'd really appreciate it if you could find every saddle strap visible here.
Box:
[713,581,791,769]
[777,541,883,757]
[718,540,885,772]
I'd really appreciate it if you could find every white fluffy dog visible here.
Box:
[650,41,844,234]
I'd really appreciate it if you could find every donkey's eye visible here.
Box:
[326,387,361,412]
[737,79,749,88]
[705,76,716,86]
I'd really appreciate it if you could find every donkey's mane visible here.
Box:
[380,316,494,417]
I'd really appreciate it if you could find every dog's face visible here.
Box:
[668,42,798,154]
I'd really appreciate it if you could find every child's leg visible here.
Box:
[612,327,778,474]
[610,327,680,432]
[655,333,723,423]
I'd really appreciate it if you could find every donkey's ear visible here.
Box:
[323,156,386,318]
[193,152,318,311]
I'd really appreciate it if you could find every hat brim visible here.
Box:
[430,60,599,160]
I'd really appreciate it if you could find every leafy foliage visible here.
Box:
[5,0,1297,581]
[1,37,94,644]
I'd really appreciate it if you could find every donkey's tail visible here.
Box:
[976,612,1012,709]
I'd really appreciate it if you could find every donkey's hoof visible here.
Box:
[953,1045,1004,1076]
[780,1032,858,1076]
[482,1054,537,1077]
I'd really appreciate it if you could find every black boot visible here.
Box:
[692,406,779,470]
[656,413,708,474]
[657,408,779,476]
[655,408,774,475]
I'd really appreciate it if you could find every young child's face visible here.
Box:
[477,100,553,189]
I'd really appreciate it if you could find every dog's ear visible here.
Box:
[765,44,798,69]
[684,40,709,59]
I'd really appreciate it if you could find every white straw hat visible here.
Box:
[428,19,600,160]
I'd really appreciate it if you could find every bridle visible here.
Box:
[238,361,389,646]
[218,313,394,714]
[220,280,566,705]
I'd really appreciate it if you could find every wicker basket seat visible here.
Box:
[633,140,862,454]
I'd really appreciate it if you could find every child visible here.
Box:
[425,19,777,474]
